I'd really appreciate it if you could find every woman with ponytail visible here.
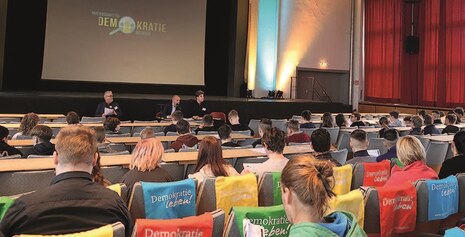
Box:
[281,155,366,236]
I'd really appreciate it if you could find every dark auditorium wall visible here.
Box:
[1,0,247,97]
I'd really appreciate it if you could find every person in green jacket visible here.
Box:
[280,155,367,237]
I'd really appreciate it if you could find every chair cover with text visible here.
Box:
[363,183,417,237]
[414,176,459,233]
[129,179,196,220]
[132,210,226,237]
[258,172,282,206]
[18,222,125,237]
[332,164,352,195]
[351,160,390,190]
[224,205,291,237]
[328,189,365,228]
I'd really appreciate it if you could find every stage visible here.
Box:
[0,91,352,122]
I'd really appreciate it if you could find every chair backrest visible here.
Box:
[197,174,258,215]
[27,155,53,159]
[179,148,198,152]
[108,143,129,152]
[101,166,130,184]
[368,138,388,155]
[330,149,348,165]
[300,128,317,137]
[197,131,218,135]
[131,210,224,237]
[332,164,352,195]
[457,173,465,214]
[416,177,459,223]
[107,183,129,204]
[417,136,432,150]
[322,127,341,145]
[328,189,365,227]
[363,187,381,234]
[100,151,130,156]
[52,117,67,123]
[258,172,282,206]
[0,169,56,196]
[133,126,164,134]
[336,132,352,152]
[15,135,32,140]
[0,118,20,123]
[81,116,105,123]
[166,131,178,136]
[14,222,126,237]
[134,120,158,123]
[288,142,311,146]
[224,205,290,237]
[291,115,302,120]
[351,160,391,190]
[234,157,268,173]
[106,133,131,137]
[248,119,260,136]
[0,154,22,160]
[129,180,197,220]
[210,112,226,121]
[425,141,449,173]
[231,130,251,136]
[159,162,185,181]
[271,119,287,132]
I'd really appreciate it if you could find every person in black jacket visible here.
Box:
[190,90,208,120]
[0,126,132,236]
[95,91,123,118]
[422,114,440,135]
[194,115,216,134]
[349,112,365,127]
[227,110,254,136]
[0,125,22,157]
[442,113,460,134]
[439,131,465,179]
[218,125,240,147]
[162,95,181,118]
[25,125,55,157]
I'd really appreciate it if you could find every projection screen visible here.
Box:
[42,0,207,85]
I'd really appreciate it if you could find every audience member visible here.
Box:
[65,111,80,125]
[140,127,156,139]
[300,110,316,129]
[170,120,199,152]
[12,112,40,139]
[252,118,272,148]
[378,116,390,138]
[286,119,310,144]
[26,125,55,157]
[346,129,376,164]
[403,116,413,127]
[194,114,216,134]
[335,113,347,127]
[310,129,341,166]
[0,125,22,157]
[454,107,464,123]
[384,136,438,186]
[188,136,239,184]
[320,112,334,128]
[93,127,117,154]
[228,110,254,135]
[388,110,403,127]
[409,115,423,135]
[422,114,440,135]
[120,138,172,201]
[349,112,365,127]
[92,152,111,186]
[243,128,289,178]
[218,125,240,147]
[376,129,399,162]
[439,131,465,179]
[281,156,366,236]
[190,90,208,120]
[164,110,184,135]
[442,114,460,134]
[0,126,132,236]
[103,117,121,134]
[417,110,427,119]
[432,110,442,124]
[162,95,181,118]
[95,91,123,118]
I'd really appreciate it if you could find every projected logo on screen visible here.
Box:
[94,11,167,36]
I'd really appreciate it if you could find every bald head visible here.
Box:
[172,95,180,106]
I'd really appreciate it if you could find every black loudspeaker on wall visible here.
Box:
[405,36,419,54]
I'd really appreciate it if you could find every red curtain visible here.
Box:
[365,0,465,108]
[364,0,403,103]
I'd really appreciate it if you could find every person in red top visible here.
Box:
[384,135,438,187]
[170,120,199,152]
[286,119,310,144]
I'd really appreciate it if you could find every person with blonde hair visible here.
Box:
[384,136,438,186]
[188,136,238,184]
[281,156,366,236]
[12,112,40,139]
[320,112,334,128]
[120,138,172,199]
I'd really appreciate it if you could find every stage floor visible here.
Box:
[0,91,352,121]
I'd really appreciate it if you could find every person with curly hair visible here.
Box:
[12,112,40,140]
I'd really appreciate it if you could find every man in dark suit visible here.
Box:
[95,91,123,118]
[162,95,181,118]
